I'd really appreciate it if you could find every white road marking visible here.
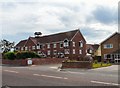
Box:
[60,71,85,74]
[91,81,119,86]
[33,74,68,79]
[4,70,19,73]
[50,67,58,69]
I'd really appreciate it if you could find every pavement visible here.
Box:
[1,64,119,87]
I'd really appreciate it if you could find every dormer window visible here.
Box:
[64,39,69,47]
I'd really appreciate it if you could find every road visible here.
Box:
[1,64,119,87]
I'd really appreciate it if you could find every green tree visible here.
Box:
[0,39,15,53]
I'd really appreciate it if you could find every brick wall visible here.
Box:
[2,58,66,66]
[61,61,92,69]
[2,59,27,66]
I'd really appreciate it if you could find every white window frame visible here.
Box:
[79,50,82,54]
[53,43,56,48]
[79,41,83,48]
[73,42,75,47]
[60,42,63,48]
[47,43,50,49]
[104,54,107,59]
[104,44,113,49]
[21,47,24,51]
[64,49,70,54]
[37,44,40,49]
[47,50,50,55]
[25,47,28,51]
[64,39,69,47]
[32,46,35,50]
[73,49,75,54]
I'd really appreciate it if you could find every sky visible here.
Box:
[0,0,119,44]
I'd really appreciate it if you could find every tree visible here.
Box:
[0,39,15,53]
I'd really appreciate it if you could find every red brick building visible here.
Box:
[101,32,120,63]
[15,29,86,60]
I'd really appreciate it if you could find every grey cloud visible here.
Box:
[92,6,117,24]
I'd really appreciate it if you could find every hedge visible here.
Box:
[4,52,16,60]
[16,51,41,59]
[4,51,41,60]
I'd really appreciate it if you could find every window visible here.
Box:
[47,44,50,49]
[64,40,69,47]
[21,47,24,51]
[89,49,93,53]
[40,45,42,49]
[53,43,56,48]
[73,42,75,47]
[47,50,50,55]
[79,50,82,54]
[37,44,40,49]
[53,50,57,55]
[60,42,63,48]
[73,49,75,54]
[104,54,107,59]
[25,47,28,50]
[79,41,83,47]
[32,46,35,50]
[64,49,70,54]
[104,44,113,49]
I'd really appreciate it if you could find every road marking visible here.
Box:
[4,70,19,73]
[33,74,68,80]
[60,71,85,74]
[50,67,58,69]
[91,81,119,86]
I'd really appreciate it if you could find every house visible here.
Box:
[101,32,120,63]
[15,29,86,60]
[86,44,101,61]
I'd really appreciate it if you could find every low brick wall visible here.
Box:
[32,58,66,65]
[61,61,93,69]
[2,59,27,66]
[2,58,66,66]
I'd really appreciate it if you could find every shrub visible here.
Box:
[4,52,16,60]
[94,60,98,64]
[16,51,41,59]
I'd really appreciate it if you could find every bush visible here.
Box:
[4,51,41,60]
[4,52,16,60]
[16,51,41,59]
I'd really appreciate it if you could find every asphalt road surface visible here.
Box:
[1,64,119,87]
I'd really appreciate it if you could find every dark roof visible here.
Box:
[16,29,80,47]
[86,44,94,50]
[35,29,79,43]
[101,32,120,44]
[16,40,27,47]
[92,44,99,51]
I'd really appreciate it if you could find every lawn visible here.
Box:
[92,62,112,68]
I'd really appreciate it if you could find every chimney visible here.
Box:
[34,32,42,38]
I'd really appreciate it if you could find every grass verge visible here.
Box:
[92,62,112,68]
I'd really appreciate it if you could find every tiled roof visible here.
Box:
[36,29,79,43]
[16,40,27,47]
[101,32,120,44]
[92,44,99,51]
[16,29,79,47]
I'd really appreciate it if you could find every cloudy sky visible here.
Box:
[0,0,119,44]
